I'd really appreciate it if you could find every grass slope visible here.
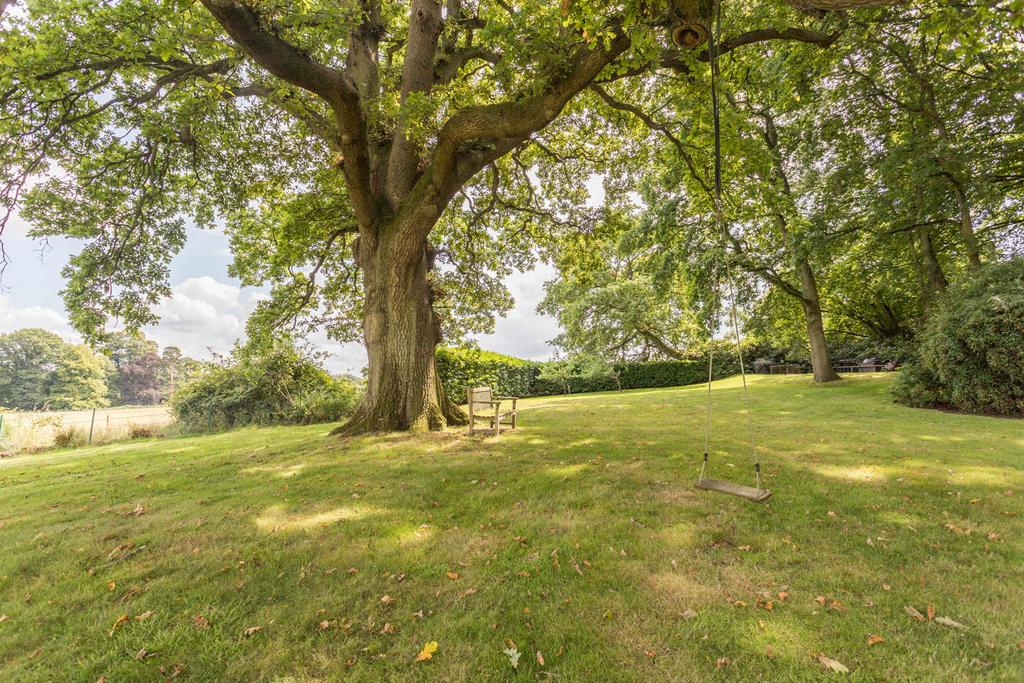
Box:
[1,375,1022,682]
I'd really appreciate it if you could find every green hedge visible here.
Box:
[438,347,709,402]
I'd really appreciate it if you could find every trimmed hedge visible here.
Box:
[438,347,709,402]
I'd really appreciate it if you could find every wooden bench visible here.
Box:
[466,387,518,437]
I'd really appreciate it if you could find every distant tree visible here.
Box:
[50,344,112,410]
[98,330,162,404]
[0,328,65,409]
[119,351,164,405]
[0,328,110,409]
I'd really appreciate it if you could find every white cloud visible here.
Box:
[144,276,255,359]
[470,264,560,361]
[0,295,79,341]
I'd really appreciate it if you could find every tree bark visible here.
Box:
[912,225,948,317]
[795,256,840,382]
[331,225,466,435]
[949,181,983,270]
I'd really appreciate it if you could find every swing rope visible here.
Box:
[699,2,764,496]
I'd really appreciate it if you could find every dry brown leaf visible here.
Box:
[935,616,967,630]
[777,591,790,602]
[829,599,846,612]
[716,657,730,668]
[192,614,210,629]
[381,622,395,634]
[815,595,827,605]
[904,605,926,621]
[867,634,885,647]
[814,653,850,673]
[987,532,1001,541]
[318,620,334,630]
[243,626,261,637]
[765,644,774,658]
[416,641,438,662]
[108,613,130,637]
[346,567,358,575]
[882,584,892,591]
[446,572,459,580]
[536,650,545,666]
[926,605,936,620]
[380,595,394,605]
[0,614,7,622]
[680,608,698,620]
[107,581,116,592]
[134,610,154,621]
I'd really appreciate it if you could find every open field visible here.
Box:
[0,406,172,453]
[0,374,1022,681]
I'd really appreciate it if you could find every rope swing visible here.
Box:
[694,3,771,503]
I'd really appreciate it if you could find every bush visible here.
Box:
[52,425,84,449]
[128,423,158,439]
[893,259,1024,415]
[171,341,362,430]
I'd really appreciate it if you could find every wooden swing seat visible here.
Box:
[696,478,772,503]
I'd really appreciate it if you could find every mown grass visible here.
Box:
[0,374,1022,682]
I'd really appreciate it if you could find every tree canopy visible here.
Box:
[2,0,1010,431]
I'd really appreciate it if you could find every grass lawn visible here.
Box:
[1,374,1022,681]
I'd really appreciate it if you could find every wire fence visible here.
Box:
[0,406,173,453]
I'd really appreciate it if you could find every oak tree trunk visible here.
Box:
[950,182,982,270]
[332,223,466,436]
[912,225,948,317]
[795,256,840,382]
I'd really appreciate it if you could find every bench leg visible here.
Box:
[493,408,500,437]
[511,400,517,429]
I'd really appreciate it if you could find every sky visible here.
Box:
[0,194,581,374]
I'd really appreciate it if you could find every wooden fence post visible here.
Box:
[88,408,97,445]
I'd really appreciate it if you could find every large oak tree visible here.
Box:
[1,0,898,433]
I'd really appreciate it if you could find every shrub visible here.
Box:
[172,341,362,430]
[893,259,1024,415]
[128,423,158,439]
[52,425,84,449]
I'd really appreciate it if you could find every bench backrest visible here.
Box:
[467,386,493,414]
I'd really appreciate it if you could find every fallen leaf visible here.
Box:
[680,608,698,620]
[416,641,438,662]
[380,595,394,605]
[347,567,358,575]
[381,622,395,634]
[107,614,129,634]
[765,644,774,658]
[125,504,146,517]
[107,581,116,592]
[815,595,827,605]
[536,650,545,666]
[867,634,885,647]
[827,511,837,517]
[927,605,936,620]
[882,584,892,591]
[0,615,7,622]
[814,653,849,673]
[192,614,210,629]
[135,648,149,660]
[503,644,521,670]
[777,591,790,602]
[446,572,459,580]
[987,532,1000,541]
[134,610,154,621]
[829,599,846,612]
[935,616,967,630]
[716,657,730,668]
[96,677,106,683]
[904,605,926,621]
[243,626,261,637]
